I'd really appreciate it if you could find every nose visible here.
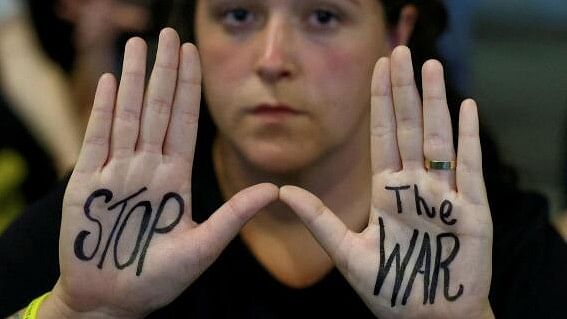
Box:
[254,16,296,83]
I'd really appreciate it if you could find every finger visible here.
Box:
[371,57,401,173]
[75,74,117,173]
[391,46,424,170]
[193,183,279,255]
[139,28,181,154]
[456,99,487,205]
[279,185,352,266]
[422,60,456,186]
[163,43,201,165]
[110,37,147,158]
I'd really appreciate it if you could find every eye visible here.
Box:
[308,9,340,29]
[222,8,254,27]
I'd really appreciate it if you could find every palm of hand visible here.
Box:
[281,47,493,319]
[347,170,492,318]
[54,29,278,318]
[60,153,196,314]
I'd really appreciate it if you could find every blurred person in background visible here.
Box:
[0,0,74,231]
[0,0,154,232]
[50,0,152,124]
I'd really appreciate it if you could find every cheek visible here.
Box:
[306,45,376,128]
[201,40,247,93]
[199,39,254,129]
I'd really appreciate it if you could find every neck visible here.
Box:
[212,125,371,287]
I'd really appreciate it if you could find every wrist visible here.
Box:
[461,302,495,319]
[39,284,142,319]
[473,299,495,319]
[482,305,495,319]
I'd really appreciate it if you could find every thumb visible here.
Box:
[193,183,279,256]
[279,185,352,263]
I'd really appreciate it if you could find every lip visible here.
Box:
[248,104,304,120]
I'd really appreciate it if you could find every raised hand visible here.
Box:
[280,47,493,318]
[44,29,278,318]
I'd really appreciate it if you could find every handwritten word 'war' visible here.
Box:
[373,185,463,307]
[73,188,184,276]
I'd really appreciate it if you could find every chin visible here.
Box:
[240,139,320,175]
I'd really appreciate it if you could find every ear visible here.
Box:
[389,5,419,48]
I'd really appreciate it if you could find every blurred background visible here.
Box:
[475,0,567,216]
[440,0,567,234]
[0,0,566,236]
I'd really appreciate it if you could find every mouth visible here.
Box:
[249,104,304,121]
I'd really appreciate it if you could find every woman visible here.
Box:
[2,0,565,318]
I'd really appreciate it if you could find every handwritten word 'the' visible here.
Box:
[385,185,457,225]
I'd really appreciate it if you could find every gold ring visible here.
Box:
[425,160,456,171]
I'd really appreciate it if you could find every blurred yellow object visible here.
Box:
[0,148,26,233]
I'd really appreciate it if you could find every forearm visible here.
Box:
[0,16,81,175]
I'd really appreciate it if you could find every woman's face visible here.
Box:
[196,0,390,173]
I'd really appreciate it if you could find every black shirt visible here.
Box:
[1,140,566,318]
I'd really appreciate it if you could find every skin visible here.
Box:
[195,0,420,288]
[32,0,493,318]
[196,0,394,287]
[197,0,386,174]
